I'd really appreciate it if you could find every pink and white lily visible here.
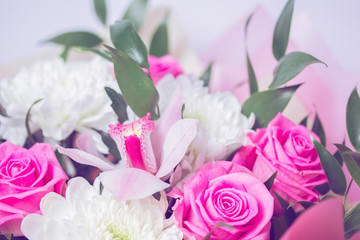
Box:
[57,87,198,201]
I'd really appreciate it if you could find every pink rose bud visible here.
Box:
[169,161,273,240]
[144,55,183,85]
[0,142,68,236]
[233,113,328,212]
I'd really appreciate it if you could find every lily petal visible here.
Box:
[156,118,198,179]
[57,145,115,172]
[151,86,183,166]
[100,168,170,201]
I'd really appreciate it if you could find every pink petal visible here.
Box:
[100,168,170,201]
[57,145,115,172]
[74,132,107,160]
[281,198,345,240]
[151,86,183,166]
[156,119,198,179]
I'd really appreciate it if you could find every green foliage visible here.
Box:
[346,87,360,151]
[93,0,107,25]
[312,113,326,146]
[245,13,258,94]
[200,62,213,87]
[149,13,169,57]
[335,144,360,188]
[122,0,148,31]
[25,99,43,146]
[264,171,277,190]
[104,87,128,123]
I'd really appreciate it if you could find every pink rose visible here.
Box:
[233,113,327,211]
[145,55,183,85]
[0,142,68,236]
[169,161,273,240]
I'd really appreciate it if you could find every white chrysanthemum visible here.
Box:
[156,74,255,160]
[21,177,182,240]
[0,57,117,147]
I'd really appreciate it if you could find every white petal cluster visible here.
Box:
[0,57,117,146]
[21,177,182,240]
[157,74,255,160]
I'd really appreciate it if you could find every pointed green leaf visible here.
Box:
[93,0,107,25]
[312,113,326,146]
[314,182,330,195]
[345,202,360,238]
[75,47,112,62]
[149,13,169,57]
[273,191,296,225]
[110,20,149,70]
[346,87,360,151]
[245,13,258,94]
[46,31,102,48]
[264,171,277,190]
[98,130,121,160]
[104,87,128,123]
[200,62,213,87]
[335,144,360,188]
[242,84,301,127]
[312,137,346,195]
[299,115,308,127]
[105,45,159,120]
[122,0,148,31]
[288,200,315,209]
[270,52,327,89]
[60,46,70,61]
[202,222,235,240]
[25,99,43,146]
[272,0,294,60]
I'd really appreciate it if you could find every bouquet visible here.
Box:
[1,0,360,239]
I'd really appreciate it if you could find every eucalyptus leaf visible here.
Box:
[46,31,102,48]
[245,13,258,94]
[312,113,326,146]
[345,202,360,238]
[270,52,327,89]
[346,87,360,151]
[105,45,159,119]
[75,47,112,62]
[312,137,346,195]
[122,0,148,31]
[25,99,43,146]
[149,13,169,57]
[242,84,301,128]
[200,62,213,87]
[93,0,107,25]
[110,20,149,70]
[264,171,277,190]
[272,0,294,60]
[335,144,360,188]
[104,87,128,123]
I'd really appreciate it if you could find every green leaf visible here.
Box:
[272,0,294,60]
[270,52,327,89]
[75,47,112,62]
[264,171,277,190]
[299,115,308,127]
[25,99,43,146]
[149,13,169,57]
[314,182,330,195]
[245,13,258,94]
[200,62,213,87]
[346,87,360,151]
[202,222,235,240]
[46,31,102,48]
[122,0,148,31]
[335,144,360,188]
[345,202,360,238]
[288,200,315,210]
[105,45,159,120]
[312,113,326,146]
[273,191,296,225]
[60,46,70,61]
[93,0,107,25]
[242,84,301,127]
[312,137,347,195]
[110,20,149,70]
[98,131,121,160]
[104,87,128,123]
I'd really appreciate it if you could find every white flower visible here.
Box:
[0,57,117,147]
[21,177,182,240]
[156,74,255,160]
